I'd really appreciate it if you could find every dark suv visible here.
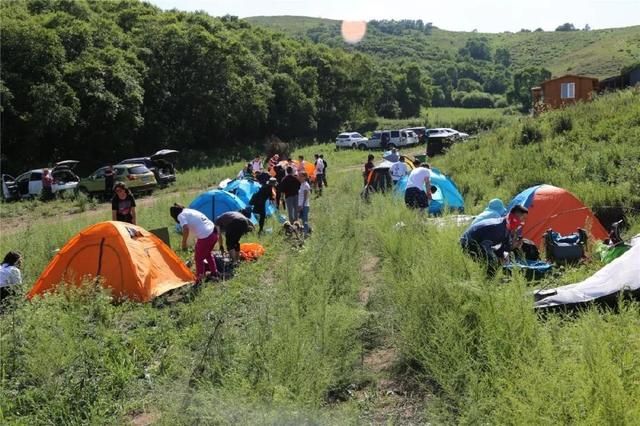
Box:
[119,149,178,187]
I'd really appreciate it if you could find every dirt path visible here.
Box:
[355,254,429,423]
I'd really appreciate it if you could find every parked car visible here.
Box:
[369,129,419,149]
[118,149,178,187]
[11,160,80,199]
[1,174,20,201]
[427,128,469,140]
[335,132,368,149]
[77,164,157,197]
[406,127,428,143]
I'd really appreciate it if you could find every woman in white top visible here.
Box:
[0,251,22,301]
[170,204,218,282]
[297,171,311,236]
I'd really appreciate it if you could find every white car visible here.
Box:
[428,128,469,140]
[13,160,80,199]
[335,132,368,149]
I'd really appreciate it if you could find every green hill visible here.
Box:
[246,16,640,79]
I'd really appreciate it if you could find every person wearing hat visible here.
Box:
[249,177,277,234]
[460,204,529,276]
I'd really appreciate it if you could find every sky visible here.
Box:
[149,0,640,33]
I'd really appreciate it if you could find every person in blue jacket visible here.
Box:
[471,198,507,225]
[460,204,528,275]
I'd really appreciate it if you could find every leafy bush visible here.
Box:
[518,120,544,145]
[460,91,495,108]
[552,112,573,134]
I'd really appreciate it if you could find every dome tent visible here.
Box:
[395,167,464,215]
[507,184,608,246]
[28,221,194,302]
[189,189,255,222]
[220,179,277,217]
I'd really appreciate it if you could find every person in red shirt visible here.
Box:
[363,154,375,186]
[41,168,54,201]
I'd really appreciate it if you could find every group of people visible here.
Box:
[168,151,329,284]
[170,204,254,284]
[363,149,529,276]
[362,149,434,210]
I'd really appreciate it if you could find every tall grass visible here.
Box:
[2,90,640,424]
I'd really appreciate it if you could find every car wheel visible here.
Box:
[351,143,357,149]
[387,143,396,149]
[358,144,367,150]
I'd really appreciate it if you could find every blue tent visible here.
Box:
[223,179,262,204]
[220,178,277,217]
[395,167,464,215]
[189,190,256,223]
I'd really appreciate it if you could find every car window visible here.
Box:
[353,133,363,138]
[129,165,150,175]
[16,173,29,183]
[115,167,126,176]
[370,133,380,139]
[30,172,43,181]
[390,131,400,137]
[92,167,106,178]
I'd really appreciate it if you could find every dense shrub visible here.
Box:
[518,120,544,145]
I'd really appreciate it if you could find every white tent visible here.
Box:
[535,237,640,310]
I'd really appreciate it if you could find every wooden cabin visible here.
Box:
[532,75,599,112]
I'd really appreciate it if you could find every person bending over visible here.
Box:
[214,211,255,264]
[170,203,218,283]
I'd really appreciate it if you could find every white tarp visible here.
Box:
[535,238,640,309]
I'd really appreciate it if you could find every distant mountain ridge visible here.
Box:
[246,16,640,79]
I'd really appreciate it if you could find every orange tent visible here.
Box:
[28,221,195,302]
[507,184,608,246]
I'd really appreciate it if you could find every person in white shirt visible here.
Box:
[170,204,218,282]
[297,171,311,236]
[0,251,22,301]
[404,162,431,209]
[251,156,263,173]
[314,153,325,196]
[390,156,408,184]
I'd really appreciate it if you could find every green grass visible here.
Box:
[2,90,640,424]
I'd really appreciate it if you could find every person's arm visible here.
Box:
[130,207,136,225]
[425,176,432,199]
[181,225,189,250]
[112,210,118,221]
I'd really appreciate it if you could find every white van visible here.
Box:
[369,129,419,149]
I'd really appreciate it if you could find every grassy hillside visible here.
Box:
[2,90,640,423]
[247,16,640,79]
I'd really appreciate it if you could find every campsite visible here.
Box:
[2,2,640,425]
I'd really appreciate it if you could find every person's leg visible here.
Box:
[194,237,207,281]
[322,172,328,187]
[202,231,218,276]
[316,175,323,195]
[301,206,310,235]
[257,211,266,234]
[226,223,243,263]
[286,196,297,222]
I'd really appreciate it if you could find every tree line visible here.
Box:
[0,1,434,173]
[304,22,552,113]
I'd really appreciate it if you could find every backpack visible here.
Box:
[322,158,327,170]
[544,228,588,264]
